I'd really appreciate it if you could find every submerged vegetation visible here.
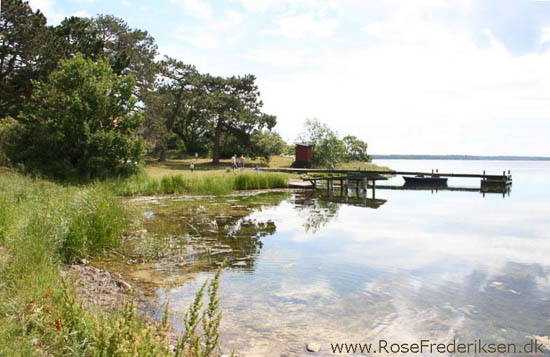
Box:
[0,169,225,355]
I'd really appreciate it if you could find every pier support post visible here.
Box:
[345,178,349,197]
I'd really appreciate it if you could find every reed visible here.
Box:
[109,171,288,196]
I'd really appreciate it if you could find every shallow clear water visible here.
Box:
[145,160,550,356]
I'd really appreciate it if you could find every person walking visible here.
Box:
[190,159,195,172]
[231,155,237,170]
[239,155,245,169]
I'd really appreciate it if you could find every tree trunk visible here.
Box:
[159,149,167,162]
[158,144,167,162]
[212,119,223,164]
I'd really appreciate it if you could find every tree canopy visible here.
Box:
[145,58,277,163]
[1,54,145,179]
[297,118,370,167]
[0,0,280,177]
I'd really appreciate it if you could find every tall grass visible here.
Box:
[0,169,225,355]
[108,170,289,196]
[0,171,126,264]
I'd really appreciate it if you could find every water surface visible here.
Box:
[135,160,550,356]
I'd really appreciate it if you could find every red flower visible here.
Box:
[45,291,52,297]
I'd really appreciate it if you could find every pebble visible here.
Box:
[306,342,321,352]
[116,279,133,291]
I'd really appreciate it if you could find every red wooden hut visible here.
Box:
[294,143,312,168]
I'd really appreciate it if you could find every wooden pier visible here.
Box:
[262,167,513,191]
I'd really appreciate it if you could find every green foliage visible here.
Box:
[249,129,287,161]
[297,119,371,167]
[0,171,121,353]
[233,172,288,190]
[343,135,371,162]
[0,3,158,119]
[0,0,50,118]
[53,16,105,61]
[1,54,146,179]
[93,14,159,98]
[0,170,126,264]
[200,73,277,164]
[109,171,288,196]
[149,59,277,163]
[89,300,172,356]
[298,118,347,167]
[175,267,224,357]
[61,185,127,263]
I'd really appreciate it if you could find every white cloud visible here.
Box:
[542,26,550,44]
[73,10,90,17]
[171,11,246,50]
[169,0,212,19]
[246,48,315,68]
[244,1,550,155]
[236,0,309,12]
[265,12,338,38]
[27,0,64,24]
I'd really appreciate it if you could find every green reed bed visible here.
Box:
[0,170,224,356]
[110,171,289,196]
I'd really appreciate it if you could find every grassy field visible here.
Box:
[143,156,390,179]
[143,155,294,179]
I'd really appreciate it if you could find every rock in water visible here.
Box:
[306,342,321,352]
[116,279,132,291]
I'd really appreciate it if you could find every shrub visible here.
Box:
[0,55,146,180]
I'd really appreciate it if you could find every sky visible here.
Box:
[26,0,550,156]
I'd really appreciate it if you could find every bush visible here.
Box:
[298,118,346,167]
[0,55,146,180]
[297,118,371,167]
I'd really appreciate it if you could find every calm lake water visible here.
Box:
[138,160,550,356]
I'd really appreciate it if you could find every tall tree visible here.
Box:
[93,15,158,100]
[0,0,49,118]
[152,57,201,161]
[52,16,104,61]
[200,74,276,164]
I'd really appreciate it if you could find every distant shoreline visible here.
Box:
[373,155,550,161]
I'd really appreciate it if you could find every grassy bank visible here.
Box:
[0,169,223,356]
[108,170,289,196]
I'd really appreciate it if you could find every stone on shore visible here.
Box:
[306,342,321,352]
